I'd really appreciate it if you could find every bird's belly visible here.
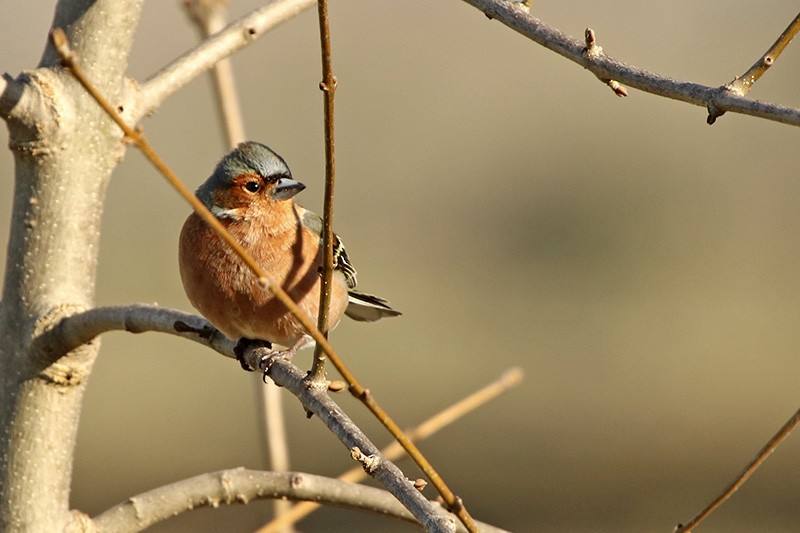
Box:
[179,217,348,346]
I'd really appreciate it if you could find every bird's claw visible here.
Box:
[258,348,297,383]
[234,338,272,371]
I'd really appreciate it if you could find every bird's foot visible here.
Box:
[234,338,272,371]
[257,336,311,381]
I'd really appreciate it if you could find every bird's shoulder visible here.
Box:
[297,206,358,289]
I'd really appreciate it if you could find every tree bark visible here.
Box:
[0,1,143,529]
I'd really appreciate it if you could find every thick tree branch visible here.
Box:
[461,0,800,126]
[0,1,144,529]
[33,305,456,532]
[138,0,315,118]
[31,304,235,362]
[91,469,505,533]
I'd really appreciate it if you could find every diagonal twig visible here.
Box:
[675,406,800,533]
[256,368,524,533]
[728,12,800,96]
[708,11,800,123]
[139,0,315,118]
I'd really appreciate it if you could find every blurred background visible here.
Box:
[2,1,800,531]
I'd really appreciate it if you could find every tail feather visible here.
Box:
[345,290,402,322]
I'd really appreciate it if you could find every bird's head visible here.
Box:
[196,141,306,220]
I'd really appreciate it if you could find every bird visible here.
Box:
[178,141,400,365]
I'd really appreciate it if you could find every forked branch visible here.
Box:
[139,0,315,117]
[709,11,800,123]
[462,0,800,126]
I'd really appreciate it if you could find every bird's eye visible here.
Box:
[244,181,261,193]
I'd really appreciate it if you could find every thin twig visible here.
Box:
[710,11,800,123]
[256,368,524,533]
[729,12,800,96]
[462,0,800,127]
[261,356,456,532]
[309,0,336,381]
[51,27,471,529]
[183,0,246,146]
[675,407,800,533]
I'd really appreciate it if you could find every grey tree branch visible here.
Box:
[461,0,800,126]
[31,304,236,361]
[33,305,457,532]
[92,469,506,533]
[138,0,315,118]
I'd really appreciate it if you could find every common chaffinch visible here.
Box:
[179,141,400,357]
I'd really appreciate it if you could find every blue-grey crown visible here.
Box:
[196,142,291,207]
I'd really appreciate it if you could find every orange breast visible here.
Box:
[178,212,348,347]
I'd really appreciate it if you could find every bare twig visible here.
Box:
[675,407,800,533]
[729,12,800,96]
[257,379,292,480]
[139,0,315,118]
[51,29,459,531]
[309,0,337,382]
[461,0,800,126]
[256,368,524,533]
[709,11,800,123]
